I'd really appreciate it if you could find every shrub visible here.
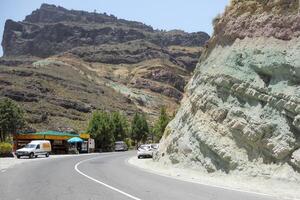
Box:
[163,127,172,138]
[124,138,133,149]
[0,142,12,154]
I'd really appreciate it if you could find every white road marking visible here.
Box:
[74,155,142,200]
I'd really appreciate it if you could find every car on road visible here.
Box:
[114,141,128,151]
[16,140,51,159]
[137,143,159,159]
[137,144,152,159]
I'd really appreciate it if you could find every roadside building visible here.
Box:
[13,131,90,154]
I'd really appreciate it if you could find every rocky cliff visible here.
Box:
[2,4,209,58]
[0,4,209,131]
[156,0,300,181]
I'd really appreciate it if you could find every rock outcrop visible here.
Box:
[2,4,209,58]
[0,4,209,130]
[156,0,300,181]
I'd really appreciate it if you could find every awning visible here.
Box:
[15,131,90,140]
[68,137,84,143]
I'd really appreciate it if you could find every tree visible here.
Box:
[87,111,115,151]
[153,106,170,142]
[131,113,140,145]
[131,112,149,146]
[139,113,149,143]
[111,111,128,141]
[0,98,25,142]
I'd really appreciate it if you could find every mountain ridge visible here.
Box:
[0,4,210,131]
[2,4,209,58]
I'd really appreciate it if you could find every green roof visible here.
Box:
[19,131,80,137]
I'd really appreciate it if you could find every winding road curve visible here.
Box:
[0,151,276,200]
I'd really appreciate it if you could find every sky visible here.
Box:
[0,0,230,56]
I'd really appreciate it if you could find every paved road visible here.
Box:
[0,151,276,200]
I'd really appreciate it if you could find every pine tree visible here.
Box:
[131,113,140,145]
[111,111,128,141]
[139,113,149,143]
[153,106,170,142]
[131,112,149,146]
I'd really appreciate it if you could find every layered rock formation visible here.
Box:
[0,4,209,130]
[2,4,209,58]
[157,0,300,180]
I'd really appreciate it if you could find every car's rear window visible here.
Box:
[115,142,124,145]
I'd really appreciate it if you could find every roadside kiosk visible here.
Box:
[13,131,90,154]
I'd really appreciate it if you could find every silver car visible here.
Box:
[137,144,159,159]
[137,144,152,159]
[114,141,128,151]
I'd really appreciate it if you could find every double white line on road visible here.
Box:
[74,155,142,200]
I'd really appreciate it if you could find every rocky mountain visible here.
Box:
[156,0,300,181]
[0,4,209,131]
[2,4,208,58]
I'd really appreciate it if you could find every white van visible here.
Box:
[16,140,51,159]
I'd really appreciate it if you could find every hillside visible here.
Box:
[157,0,300,181]
[0,4,210,131]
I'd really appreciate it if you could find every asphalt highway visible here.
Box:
[0,151,276,200]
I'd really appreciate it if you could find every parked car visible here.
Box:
[16,140,51,159]
[114,141,128,151]
[137,144,153,159]
[137,143,160,159]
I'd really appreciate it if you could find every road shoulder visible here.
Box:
[128,156,300,200]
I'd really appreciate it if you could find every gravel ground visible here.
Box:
[128,157,300,200]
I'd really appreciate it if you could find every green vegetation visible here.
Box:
[87,110,132,151]
[87,108,172,150]
[111,111,129,141]
[124,137,133,149]
[0,98,25,142]
[153,106,171,142]
[87,111,115,151]
[0,142,12,155]
[131,113,149,146]
[164,127,172,138]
